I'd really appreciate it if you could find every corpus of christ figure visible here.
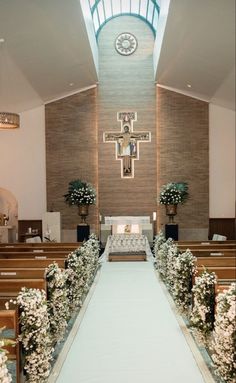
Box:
[104,112,151,178]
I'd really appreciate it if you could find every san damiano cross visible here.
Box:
[104,112,151,178]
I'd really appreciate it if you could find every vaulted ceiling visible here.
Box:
[0,0,235,112]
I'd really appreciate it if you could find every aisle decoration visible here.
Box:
[12,288,53,383]
[171,249,196,314]
[64,179,96,223]
[64,179,96,206]
[66,234,100,311]
[156,238,174,280]
[46,263,70,344]
[211,283,236,383]
[153,230,166,257]
[166,244,179,290]
[0,331,13,383]
[190,270,217,345]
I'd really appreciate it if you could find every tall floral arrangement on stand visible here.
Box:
[171,249,196,314]
[211,283,236,383]
[12,288,53,383]
[64,179,96,206]
[45,263,70,344]
[190,270,217,345]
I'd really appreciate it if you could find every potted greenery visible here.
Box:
[64,179,96,223]
[158,182,189,222]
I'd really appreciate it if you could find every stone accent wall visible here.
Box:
[98,17,157,218]
[157,87,209,237]
[45,88,98,234]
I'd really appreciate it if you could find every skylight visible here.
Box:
[88,0,160,37]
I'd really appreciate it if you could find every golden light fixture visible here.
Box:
[0,112,20,129]
[0,38,20,130]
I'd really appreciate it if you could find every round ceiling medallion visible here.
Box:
[115,33,138,56]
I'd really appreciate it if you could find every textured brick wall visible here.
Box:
[157,87,209,232]
[45,88,98,232]
[98,17,157,218]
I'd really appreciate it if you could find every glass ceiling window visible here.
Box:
[88,0,160,37]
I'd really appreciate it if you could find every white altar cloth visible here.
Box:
[100,234,153,262]
[105,216,150,225]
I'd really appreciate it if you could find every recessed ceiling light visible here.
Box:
[0,38,5,43]
[69,82,74,87]
[187,84,192,88]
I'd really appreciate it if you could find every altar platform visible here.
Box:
[101,233,153,262]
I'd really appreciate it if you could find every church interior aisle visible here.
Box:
[54,262,209,383]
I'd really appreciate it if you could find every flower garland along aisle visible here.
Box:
[211,283,236,383]
[0,330,14,383]
[45,263,71,344]
[171,249,196,315]
[189,270,217,346]
[153,230,166,258]
[155,238,174,281]
[11,288,53,383]
[165,244,179,291]
[66,234,100,312]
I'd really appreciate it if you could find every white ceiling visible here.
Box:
[155,0,235,110]
[0,0,235,112]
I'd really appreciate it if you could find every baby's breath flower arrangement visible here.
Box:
[45,263,70,344]
[155,238,174,278]
[0,331,13,383]
[158,182,189,205]
[171,249,196,314]
[153,230,166,258]
[190,270,217,345]
[12,288,53,383]
[211,283,236,383]
[64,179,96,206]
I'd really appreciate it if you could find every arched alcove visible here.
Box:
[0,187,18,234]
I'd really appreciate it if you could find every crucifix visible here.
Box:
[103,112,151,178]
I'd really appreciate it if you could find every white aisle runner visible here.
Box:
[55,262,207,383]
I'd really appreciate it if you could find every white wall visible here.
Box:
[209,103,235,218]
[0,105,46,219]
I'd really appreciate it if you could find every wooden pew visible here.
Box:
[196,257,235,267]
[196,266,236,280]
[0,268,46,279]
[189,249,236,257]
[0,258,66,269]
[0,242,81,249]
[0,279,47,310]
[0,309,20,383]
[0,245,81,252]
[177,240,236,246]
[0,251,70,259]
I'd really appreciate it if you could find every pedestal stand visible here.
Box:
[77,225,90,242]
[165,224,178,241]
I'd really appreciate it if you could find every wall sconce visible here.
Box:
[99,214,102,223]
[153,212,157,221]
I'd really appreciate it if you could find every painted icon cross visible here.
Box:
[104,112,151,178]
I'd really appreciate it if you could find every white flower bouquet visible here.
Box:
[64,179,96,206]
